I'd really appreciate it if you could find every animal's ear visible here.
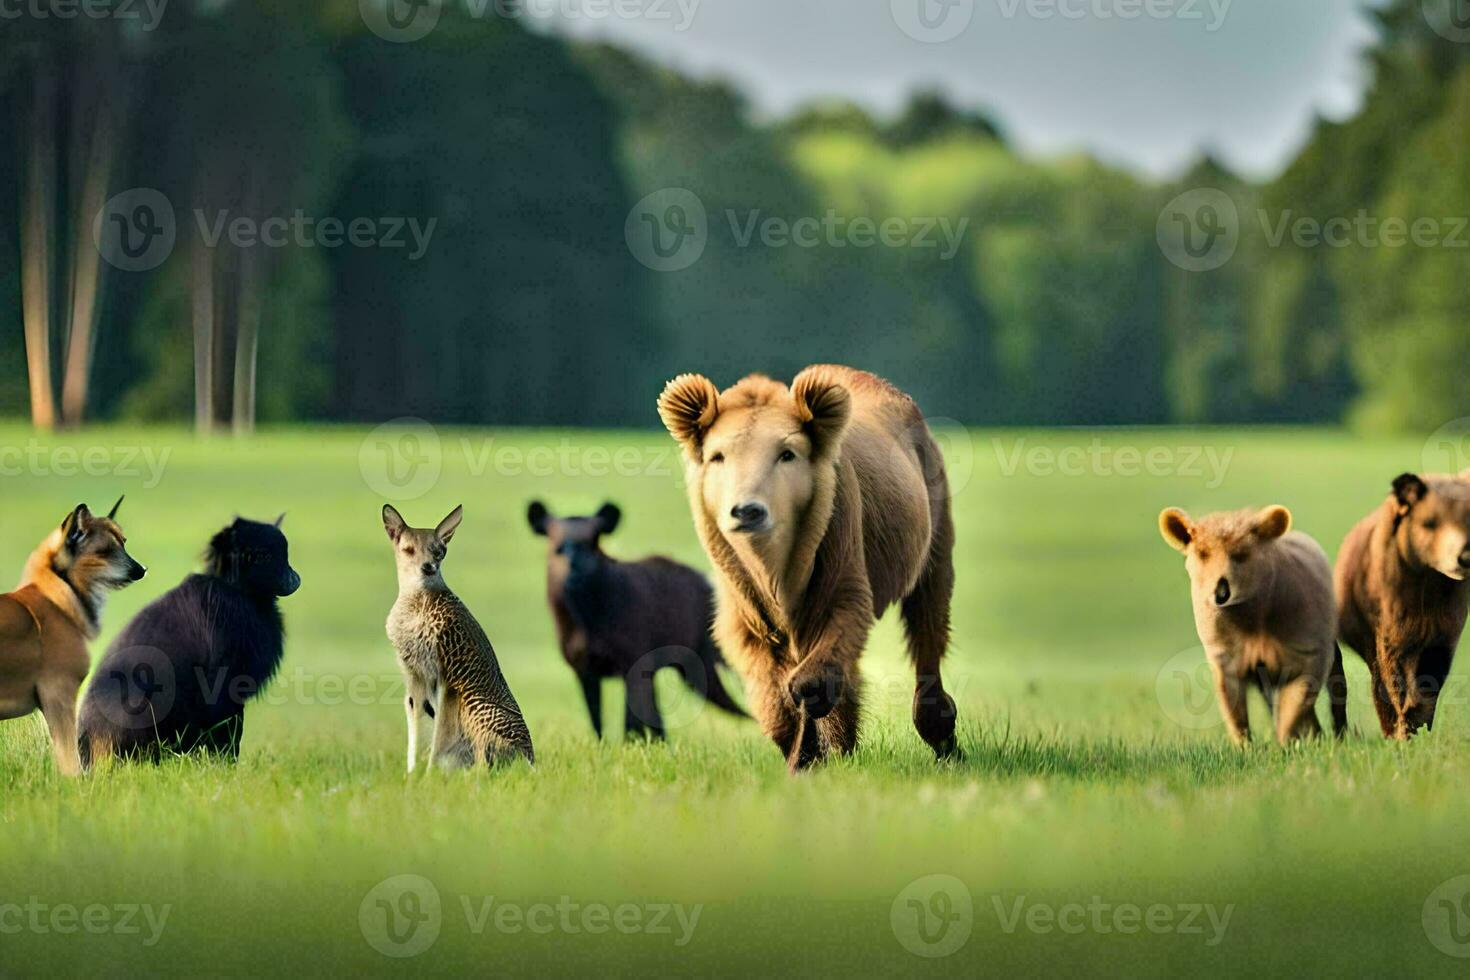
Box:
[436,505,464,544]
[107,495,125,520]
[382,504,407,543]
[791,367,852,457]
[1254,505,1292,541]
[527,501,550,536]
[60,504,91,546]
[274,513,286,529]
[596,503,622,535]
[657,374,720,457]
[1393,473,1427,513]
[1158,508,1193,552]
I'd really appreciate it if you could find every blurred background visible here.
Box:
[1,0,1465,434]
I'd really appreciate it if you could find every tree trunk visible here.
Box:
[232,245,261,435]
[20,61,59,431]
[192,238,216,434]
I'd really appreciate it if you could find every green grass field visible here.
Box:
[3,422,1470,975]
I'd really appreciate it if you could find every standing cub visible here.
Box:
[1159,505,1343,743]
[383,505,533,770]
[1336,472,1470,739]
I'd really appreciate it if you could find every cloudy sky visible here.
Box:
[540,0,1389,179]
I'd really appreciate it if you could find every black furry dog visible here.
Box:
[78,517,300,765]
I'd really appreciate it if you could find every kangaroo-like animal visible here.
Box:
[383,504,534,771]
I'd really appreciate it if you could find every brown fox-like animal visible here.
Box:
[1336,472,1470,739]
[383,504,534,771]
[1159,505,1342,744]
[657,365,959,772]
[0,500,146,775]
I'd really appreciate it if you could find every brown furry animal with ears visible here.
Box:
[1159,505,1342,744]
[657,365,959,773]
[1336,471,1470,739]
[0,500,146,775]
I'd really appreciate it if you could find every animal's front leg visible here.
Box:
[1273,667,1324,744]
[37,680,82,777]
[403,674,430,773]
[1209,659,1251,745]
[785,578,873,720]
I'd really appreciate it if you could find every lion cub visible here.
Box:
[1159,505,1342,744]
[382,505,534,771]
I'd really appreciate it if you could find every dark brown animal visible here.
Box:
[1336,472,1470,739]
[657,365,958,772]
[527,501,747,739]
[0,499,146,775]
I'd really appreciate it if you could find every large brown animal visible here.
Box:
[0,500,146,775]
[657,365,958,772]
[1336,472,1470,739]
[1158,505,1343,744]
[527,501,747,739]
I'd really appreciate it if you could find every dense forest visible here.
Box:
[1,0,1466,431]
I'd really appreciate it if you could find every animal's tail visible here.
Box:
[693,638,751,719]
[1327,643,1349,737]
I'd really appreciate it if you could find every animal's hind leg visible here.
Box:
[1326,644,1349,737]
[623,665,664,741]
[430,689,471,769]
[37,680,82,777]
[900,522,959,760]
[1274,671,1323,744]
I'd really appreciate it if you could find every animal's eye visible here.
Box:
[404,546,416,557]
[1423,519,1440,531]
[1196,548,1211,561]
[1230,551,1250,563]
[777,449,797,463]
[708,452,724,464]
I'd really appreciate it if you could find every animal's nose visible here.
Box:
[421,562,438,577]
[730,502,769,529]
[1460,549,1470,570]
[1214,578,1231,606]
[130,562,147,581]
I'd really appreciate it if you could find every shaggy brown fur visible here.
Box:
[0,500,145,775]
[1336,472,1470,739]
[527,501,748,739]
[657,365,958,772]
[1160,505,1341,744]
